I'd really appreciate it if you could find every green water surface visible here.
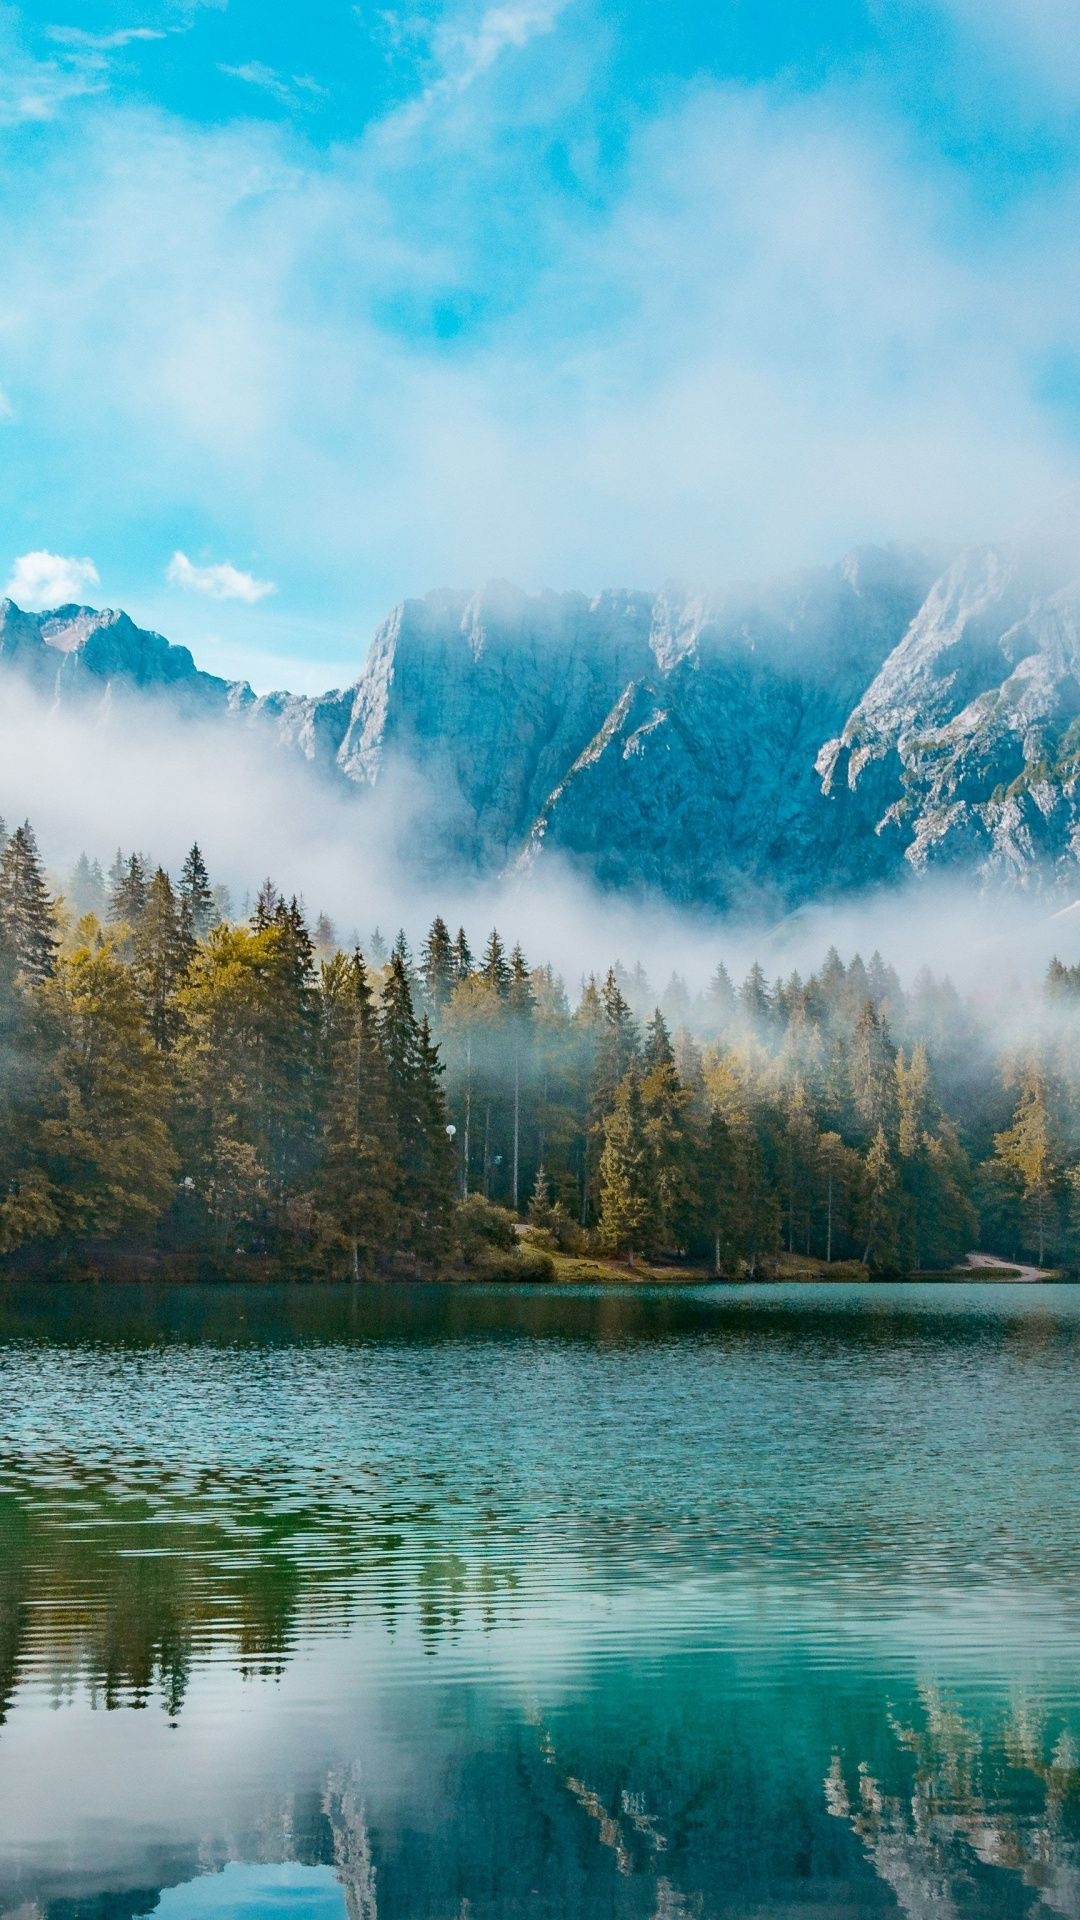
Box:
[1,1281,1078,1918]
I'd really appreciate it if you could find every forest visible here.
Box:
[0,816,1078,1281]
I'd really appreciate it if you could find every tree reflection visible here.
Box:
[0,1461,524,1723]
[826,1684,1080,1917]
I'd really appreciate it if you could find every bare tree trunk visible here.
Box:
[826,1166,833,1265]
[512,1049,520,1214]
[462,1038,472,1200]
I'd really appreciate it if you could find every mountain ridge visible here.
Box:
[3,537,1080,907]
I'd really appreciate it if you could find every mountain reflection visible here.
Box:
[827,1686,1080,1917]
[4,1282,1080,1919]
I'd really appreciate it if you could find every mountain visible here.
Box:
[3,535,1080,907]
[818,540,1080,888]
[0,599,244,710]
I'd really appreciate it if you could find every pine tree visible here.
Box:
[527,1163,553,1225]
[108,852,148,927]
[850,999,897,1141]
[480,927,512,997]
[179,844,216,941]
[584,970,639,1223]
[640,1020,698,1251]
[67,853,106,919]
[507,944,534,1211]
[860,1126,900,1271]
[452,926,473,979]
[39,942,176,1241]
[421,916,456,1011]
[131,868,191,1049]
[0,822,58,983]
[367,925,388,966]
[175,914,318,1253]
[392,928,414,975]
[380,954,454,1258]
[699,1107,739,1273]
[781,1080,819,1255]
[739,962,771,1026]
[598,1065,658,1258]
[642,1008,675,1071]
[815,1130,862,1264]
[315,951,396,1278]
[706,961,736,1030]
[252,878,279,930]
[992,1061,1062,1265]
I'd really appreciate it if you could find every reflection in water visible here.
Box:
[2,1281,1080,1918]
[827,1689,1080,1919]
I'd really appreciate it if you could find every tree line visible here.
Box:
[1,815,1079,1278]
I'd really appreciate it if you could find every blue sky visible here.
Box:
[2,0,1080,688]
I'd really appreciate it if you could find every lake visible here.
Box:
[1,1281,1079,1919]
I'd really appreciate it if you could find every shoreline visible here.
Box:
[0,1255,1070,1287]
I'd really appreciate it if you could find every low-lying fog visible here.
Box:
[0,677,1073,1007]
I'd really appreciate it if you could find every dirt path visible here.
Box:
[964,1252,1058,1283]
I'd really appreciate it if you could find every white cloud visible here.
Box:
[219,62,328,109]
[385,0,570,127]
[4,550,100,610]
[5,61,1080,649]
[166,550,277,603]
[450,0,567,87]
[931,0,1080,100]
[46,27,167,53]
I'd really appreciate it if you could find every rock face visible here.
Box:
[4,537,1080,905]
[0,598,243,710]
[818,541,1080,888]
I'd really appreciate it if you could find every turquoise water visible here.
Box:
[1,1281,1079,1917]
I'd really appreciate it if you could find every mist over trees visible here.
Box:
[0,815,1079,1279]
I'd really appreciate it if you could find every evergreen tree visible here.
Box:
[38,942,176,1241]
[739,962,771,1026]
[67,853,106,920]
[480,927,512,997]
[860,1126,900,1271]
[380,954,454,1257]
[992,1062,1062,1264]
[698,1106,740,1273]
[108,852,148,927]
[583,970,639,1223]
[850,999,897,1141]
[527,1163,553,1225]
[132,868,191,1050]
[705,961,736,1036]
[175,912,319,1252]
[314,951,396,1278]
[179,844,216,941]
[421,916,456,1011]
[598,1065,658,1258]
[642,1008,675,1071]
[452,926,474,979]
[0,822,57,983]
[640,1021,698,1250]
[507,944,534,1211]
[815,1130,862,1264]
[392,928,414,975]
[781,1080,819,1255]
[252,878,279,930]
